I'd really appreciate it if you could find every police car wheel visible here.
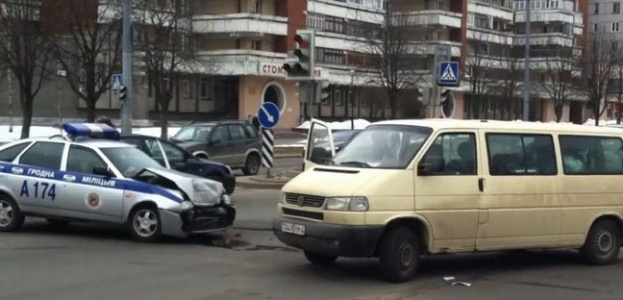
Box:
[128,206,162,242]
[0,196,25,232]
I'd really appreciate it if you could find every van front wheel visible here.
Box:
[580,219,621,265]
[378,227,420,283]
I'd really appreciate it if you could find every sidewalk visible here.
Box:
[237,170,299,190]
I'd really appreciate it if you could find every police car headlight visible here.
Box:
[192,179,219,205]
[180,200,194,211]
[325,196,369,211]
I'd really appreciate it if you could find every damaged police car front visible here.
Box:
[0,123,236,242]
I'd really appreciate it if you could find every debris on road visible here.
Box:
[201,233,299,252]
[443,276,472,287]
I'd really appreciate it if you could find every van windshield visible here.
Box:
[328,125,432,169]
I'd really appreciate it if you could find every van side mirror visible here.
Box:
[418,157,444,175]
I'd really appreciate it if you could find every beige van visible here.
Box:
[272,118,623,282]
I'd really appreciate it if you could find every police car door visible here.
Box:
[62,145,124,223]
[12,141,66,216]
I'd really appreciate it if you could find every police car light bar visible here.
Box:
[61,123,121,140]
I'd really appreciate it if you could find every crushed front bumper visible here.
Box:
[160,205,236,238]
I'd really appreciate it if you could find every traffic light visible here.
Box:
[118,85,127,102]
[315,81,330,104]
[440,89,455,118]
[282,30,315,80]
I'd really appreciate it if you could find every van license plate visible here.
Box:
[282,222,305,236]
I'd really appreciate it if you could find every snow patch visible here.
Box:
[296,119,371,130]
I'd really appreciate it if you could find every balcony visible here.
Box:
[468,2,514,21]
[193,13,288,36]
[514,10,583,28]
[467,28,513,45]
[513,32,577,48]
[408,41,462,57]
[397,10,462,29]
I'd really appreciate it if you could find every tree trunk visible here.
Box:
[20,93,33,139]
[554,102,564,122]
[86,98,96,122]
[160,109,168,139]
[594,101,600,126]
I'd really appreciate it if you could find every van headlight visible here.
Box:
[325,196,369,211]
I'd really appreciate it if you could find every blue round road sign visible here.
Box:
[258,102,280,128]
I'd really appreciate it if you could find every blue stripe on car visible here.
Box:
[0,162,183,203]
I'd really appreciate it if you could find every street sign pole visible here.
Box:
[257,102,281,178]
[120,0,133,134]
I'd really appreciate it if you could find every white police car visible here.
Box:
[0,123,236,242]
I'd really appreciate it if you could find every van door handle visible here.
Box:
[478,178,484,192]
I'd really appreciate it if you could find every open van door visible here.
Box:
[302,119,335,171]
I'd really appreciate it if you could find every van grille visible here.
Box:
[284,193,326,208]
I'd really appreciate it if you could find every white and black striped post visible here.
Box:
[261,128,275,176]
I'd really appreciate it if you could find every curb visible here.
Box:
[273,153,302,159]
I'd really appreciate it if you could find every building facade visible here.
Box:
[0,0,591,128]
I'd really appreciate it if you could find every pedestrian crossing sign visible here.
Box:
[111,73,123,92]
[438,61,459,86]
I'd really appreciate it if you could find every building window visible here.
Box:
[593,23,599,32]
[253,0,262,13]
[200,78,213,101]
[615,2,621,14]
[180,80,192,99]
[594,3,600,14]
[252,41,261,50]
[475,14,489,30]
[613,22,620,32]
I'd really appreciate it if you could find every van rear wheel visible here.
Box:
[378,227,420,283]
[580,219,621,265]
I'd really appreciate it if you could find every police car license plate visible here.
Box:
[281,222,305,236]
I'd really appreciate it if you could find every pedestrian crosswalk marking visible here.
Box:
[440,64,457,81]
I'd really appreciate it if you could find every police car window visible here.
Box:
[19,142,65,170]
[66,146,107,175]
[0,142,32,162]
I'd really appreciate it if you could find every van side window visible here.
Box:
[421,133,477,175]
[559,135,623,175]
[486,134,557,175]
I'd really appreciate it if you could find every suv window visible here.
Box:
[66,145,107,175]
[0,142,32,162]
[244,124,258,138]
[211,125,231,142]
[228,125,246,140]
[19,142,65,170]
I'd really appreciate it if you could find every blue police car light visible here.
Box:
[62,123,120,140]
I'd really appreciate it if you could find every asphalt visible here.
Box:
[2,220,622,300]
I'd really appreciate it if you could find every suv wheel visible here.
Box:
[242,153,260,176]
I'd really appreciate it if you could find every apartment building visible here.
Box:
[588,0,623,120]
[0,0,590,128]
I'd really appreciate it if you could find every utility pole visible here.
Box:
[120,0,133,134]
[618,56,622,124]
[7,68,12,133]
[523,0,531,121]
[350,70,355,129]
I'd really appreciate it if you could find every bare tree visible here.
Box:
[539,48,581,122]
[0,0,52,138]
[495,48,522,120]
[583,31,619,126]
[135,0,193,138]
[359,0,425,119]
[48,0,122,122]
[465,38,496,119]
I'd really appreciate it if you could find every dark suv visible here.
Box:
[171,120,262,176]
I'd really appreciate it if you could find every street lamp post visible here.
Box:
[120,0,133,134]
[523,0,531,121]
[350,70,355,130]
